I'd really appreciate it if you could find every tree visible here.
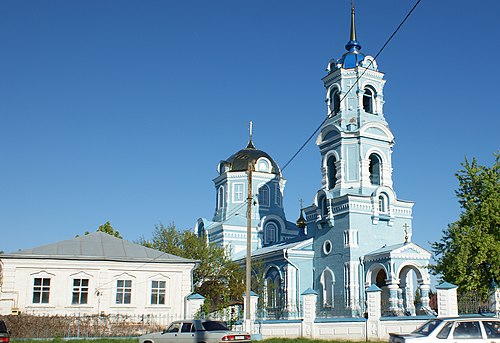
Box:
[81,221,122,238]
[431,153,500,300]
[139,223,245,312]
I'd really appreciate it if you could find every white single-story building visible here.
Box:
[0,232,197,318]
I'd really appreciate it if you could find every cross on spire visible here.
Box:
[246,120,256,149]
[403,223,410,243]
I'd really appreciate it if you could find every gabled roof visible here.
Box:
[364,242,431,262]
[2,231,195,264]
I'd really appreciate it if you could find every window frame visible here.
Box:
[363,86,375,114]
[115,279,132,305]
[32,277,51,304]
[233,183,244,203]
[150,280,167,305]
[258,184,270,207]
[71,278,89,305]
[369,153,382,185]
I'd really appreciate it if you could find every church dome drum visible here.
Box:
[224,141,281,175]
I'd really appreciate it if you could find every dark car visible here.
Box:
[0,320,10,343]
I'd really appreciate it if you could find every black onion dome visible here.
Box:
[225,141,281,175]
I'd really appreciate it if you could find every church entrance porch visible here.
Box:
[364,242,432,317]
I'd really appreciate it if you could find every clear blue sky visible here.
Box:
[1,1,499,255]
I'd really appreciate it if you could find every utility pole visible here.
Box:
[245,121,254,329]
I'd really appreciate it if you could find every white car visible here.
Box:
[389,317,500,343]
[138,319,251,343]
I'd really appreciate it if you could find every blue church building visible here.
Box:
[196,7,432,318]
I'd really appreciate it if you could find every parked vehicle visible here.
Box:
[138,319,251,343]
[0,320,10,343]
[389,316,500,343]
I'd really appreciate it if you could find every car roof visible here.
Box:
[439,316,500,321]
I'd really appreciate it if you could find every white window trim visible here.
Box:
[232,182,245,203]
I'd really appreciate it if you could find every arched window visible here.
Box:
[258,184,270,206]
[318,194,328,217]
[363,87,376,114]
[330,88,341,114]
[275,184,282,207]
[257,159,270,172]
[197,222,205,237]
[378,193,388,213]
[369,154,381,185]
[217,186,225,209]
[321,269,334,307]
[265,268,281,309]
[218,162,226,174]
[327,155,337,190]
[264,222,278,245]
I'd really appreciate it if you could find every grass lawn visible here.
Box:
[11,339,369,343]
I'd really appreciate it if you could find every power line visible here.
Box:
[281,0,422,172]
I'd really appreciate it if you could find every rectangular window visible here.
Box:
[33,277,51,304]
[116,279,132,304]
[233,183,244,202]
[72,278,89,305]
[150,280,166,305]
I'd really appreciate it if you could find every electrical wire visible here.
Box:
[281,0,422,171]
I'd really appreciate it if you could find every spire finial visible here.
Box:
[246,121,256,149]
[345,2,362,52]
[350,2,357,42]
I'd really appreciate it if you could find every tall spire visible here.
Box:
[350,4,357,42]
[246,120,256,149]
[345,4,362,52]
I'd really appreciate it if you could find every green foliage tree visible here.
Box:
[140,223,245,312]
[80,221,122,238]
[431,153,500,300]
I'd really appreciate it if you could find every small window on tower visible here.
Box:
[369,153,381,185]
[363,87,376,114]
[378,193,388,213]
[327,155,337,190]
[217,186,225,209]
[330,88,341,114]
[258,184,270,206]
[257,158,270,172]
[318,195,328,217]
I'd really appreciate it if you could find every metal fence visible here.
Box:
[0,313,181,338]
[458,292,493,315]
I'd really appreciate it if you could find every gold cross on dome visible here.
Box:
[403,223,410,243]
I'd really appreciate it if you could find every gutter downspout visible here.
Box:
[283,249,300,318]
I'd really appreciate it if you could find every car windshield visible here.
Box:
[202,321,229,331]
[413,319,442,336]
[0,321,6,332]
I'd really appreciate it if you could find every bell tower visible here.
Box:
[303,6,419,316]
[318,6,394,199]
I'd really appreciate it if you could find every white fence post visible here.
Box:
[301,288,318,338]
[185,293,205,319]
[436,282,458,318]
[366,284,382,341]
[489,284,500,318]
